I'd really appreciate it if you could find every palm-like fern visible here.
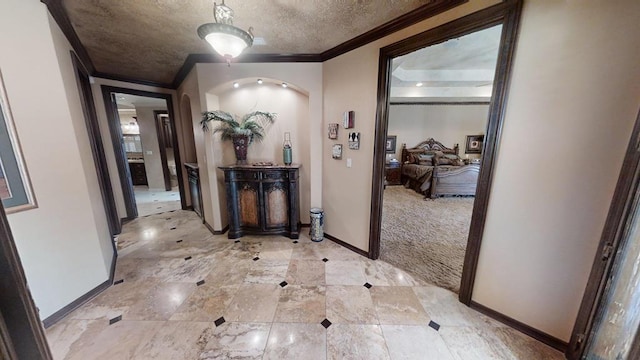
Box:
[201,110,277,144]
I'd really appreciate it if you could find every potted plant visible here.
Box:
[201,110,276,164]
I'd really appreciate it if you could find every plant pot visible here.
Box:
[232,134,250,165]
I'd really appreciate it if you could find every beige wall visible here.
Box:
[388,104,489,160]
[473,0,640,341]
[177,63,323,231]
[0,1,112,319]
[135,105,167,190]
[216,83,312,219]
[323,0,640,342]
[322,0,500,252]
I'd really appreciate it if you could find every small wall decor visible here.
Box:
[465,135,484,154]
[328,123,339,139]
[0,70,37,213]
[343,111,354,129]
[332,144,343,159]
[385,135,397,153]
[348,132,360,150]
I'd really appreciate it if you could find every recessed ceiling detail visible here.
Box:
[61,0,434,85]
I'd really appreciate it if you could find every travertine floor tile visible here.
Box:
[200,322,271,359]
[326,285,378,324]
[273,285,326,323]
[382,325,455,360]
[45,210,565,360]
[325,260,367,286]
[225,284,281,322]
[327,324,390,360]
[370,286,430,325]
[263,323,326,360]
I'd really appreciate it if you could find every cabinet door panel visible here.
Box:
[238,182,259,227]
[264,182,289,228]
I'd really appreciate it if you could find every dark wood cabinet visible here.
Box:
[128,162,147,185]
[385,164,402,185]
[185,163,203,219]
[219,164,300,239]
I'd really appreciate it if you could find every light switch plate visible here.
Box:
[145,150,152,155]
[346,158,352,168]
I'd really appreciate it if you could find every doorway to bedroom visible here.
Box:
[379,25,501,294]
[369,1,522,304]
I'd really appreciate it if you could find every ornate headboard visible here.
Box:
[401,138,459,164]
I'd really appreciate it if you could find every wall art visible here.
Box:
[343,111,354,129]
[348,132,360,150]
[328,123,338,139]
[0,70,37,213]
[332,144,343,159]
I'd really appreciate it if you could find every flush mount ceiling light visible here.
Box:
[257,79,263,84]
[282,83,288,88]
[197,0,253,65]
[233,82,239,88]
[416,82,424,87]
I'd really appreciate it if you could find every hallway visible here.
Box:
[45,210,563,359]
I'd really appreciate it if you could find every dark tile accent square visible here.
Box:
[253,257,259,261]
[157,207,162,209]
[170,227,177,230]
[321,319,332,329]
[279,281,288,288]
[176,240,183,243]
[293,240,298,244]
[185,256,192,261]
[363,282,372,289]
[234,240,240,243]
[214,317,226,327]
[166,218,171,220]
[113,279,124,285]
[109,315,122,325]
[428,320,440,331]
[170,210,175,212]
[196,280,205,286]
[322,258,329,262]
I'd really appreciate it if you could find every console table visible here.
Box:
[219,164,300,239]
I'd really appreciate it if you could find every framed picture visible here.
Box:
[385,135,397,153]
[328,123,338,139]
[465,135,484,154]
[332,144,343,159]
[0,70,37,213]
[343,111,354,129]
[348,132,360,150]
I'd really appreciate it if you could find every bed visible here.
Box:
[400,138,480,198]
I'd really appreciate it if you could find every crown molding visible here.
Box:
[45,0,469,90]
[320,0,468,61]
[41,0,95,75]
[94,72,174,90]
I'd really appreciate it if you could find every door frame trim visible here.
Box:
[566,108,640,359]
[101,86,187,218]
[368,0,523,305]
[154,110,172,191]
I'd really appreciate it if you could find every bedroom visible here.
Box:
[380,25,499,293]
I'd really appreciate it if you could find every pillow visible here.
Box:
[417,154,433,166]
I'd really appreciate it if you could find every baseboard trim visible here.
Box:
[469,301,568,353]
[204,221,229,235]
[42,279,111,328]
[324,233,369,258]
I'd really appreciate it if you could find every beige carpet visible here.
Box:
[380,186,474,293]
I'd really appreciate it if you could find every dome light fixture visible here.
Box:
[233,82,239,88]
[257,79,263,84]
[282,82,288,88]
[416,82,424,87]
[197,0,253,65]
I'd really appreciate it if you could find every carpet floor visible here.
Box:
[380,186,474,293]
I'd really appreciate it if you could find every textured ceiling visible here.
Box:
[62,0,433,85]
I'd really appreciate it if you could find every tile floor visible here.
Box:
[134,185,181,217]
[45,210,565,359]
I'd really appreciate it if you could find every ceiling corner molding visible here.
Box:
[41,0,95,75]
[94,72,174,90]
[320,0,468,61]
[171,53,322,89]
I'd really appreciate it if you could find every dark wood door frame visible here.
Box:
[566,108,640,359]
[0,200,53,359]
[101,86,187,220]
[154,110,172,191]
[71,52,121,236]
[368,0,523,303]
